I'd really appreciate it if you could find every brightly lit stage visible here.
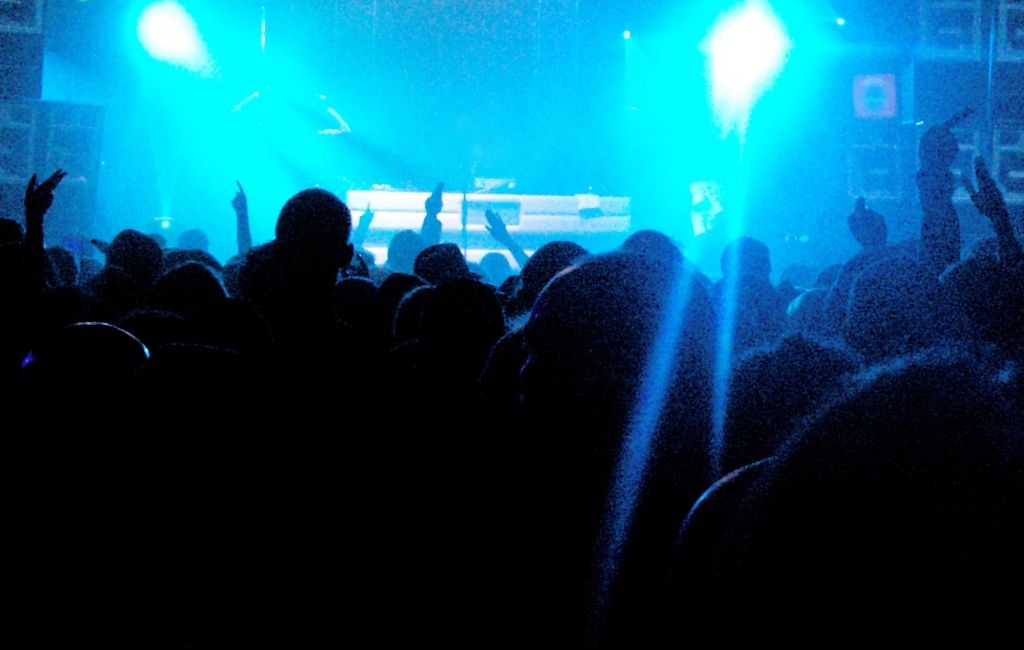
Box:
[28,1,1024,272]
[346,189,631,264]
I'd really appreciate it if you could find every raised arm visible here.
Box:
[233,180,253,255]
[352,203,374,249]
[485,208,529,269]
[24,169,67,294]
[917,109,971,273]
[963,156,1022,266]
[420,182,444,246]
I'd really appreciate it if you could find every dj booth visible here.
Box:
[346,189,632,264]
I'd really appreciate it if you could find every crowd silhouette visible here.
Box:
[1,113,1021,647]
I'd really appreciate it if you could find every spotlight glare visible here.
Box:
[836,16,846,27]
[137,1,209,72]
[703,0,791,131]
[623,30,631,40]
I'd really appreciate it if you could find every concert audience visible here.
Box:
[1,112,1021,647]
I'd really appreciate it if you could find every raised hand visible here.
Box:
[232,180,248,217]
[352,203,374,248]
[917,110,972,272]
[485,208,510,243]
[850,196,868,224]
[24,169,67,221]
[484,208,528,269]
[23,169,66,294]
[425,182,444,217]
[233,180,253,255]
[963,156,1021,264]
[917,109,973,205]
[919,108,971,173]
[421,182,445,245]
[962,156,1008,220]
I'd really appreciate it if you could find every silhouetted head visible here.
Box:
[416,278,506,385]
[119,343,271,433]
[521,241,588,295]
[164,248,223,275]
[941,255,1024,353]
[275,188,354,278]
[235,243,276,304]
[222,254,244,298]
[334,276,378,336]
[118,309,191,350]
[414,243,470,285]
[191,298,275,361]
[45,246,77,287]
[107,230,164,289]
[847,199,887,249]
[714,272,786,356]
[919,120,961,171]
[376,272,425,346]
[177,228,209,252]
[843,257,946,362]
[621,229,684,267]
[479,252,513,286]
[22,321,149,376]
[720,237,771,281]
[523,251,715,457]
[387,230,427,274]
[19,322,150,425]
[506,240,588,318]
[378,272,425,314]
[0,218,23,245]
[84,266,140,321]
[721,335,858,476]
[79,258,102,285]
[149,262,227,320]
[701,349,1024,637]
[394,285,435,345]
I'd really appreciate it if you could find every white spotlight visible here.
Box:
[704,0,791,132]
[137,1,210,72]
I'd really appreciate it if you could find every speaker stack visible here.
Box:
[0,0,104,241]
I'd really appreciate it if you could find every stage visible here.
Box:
[346,188,631,264]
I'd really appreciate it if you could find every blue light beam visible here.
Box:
[593,263,698,634]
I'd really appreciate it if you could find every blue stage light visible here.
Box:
[704,0,791,132]
[137,1,208,71]
[623,30,631,40]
